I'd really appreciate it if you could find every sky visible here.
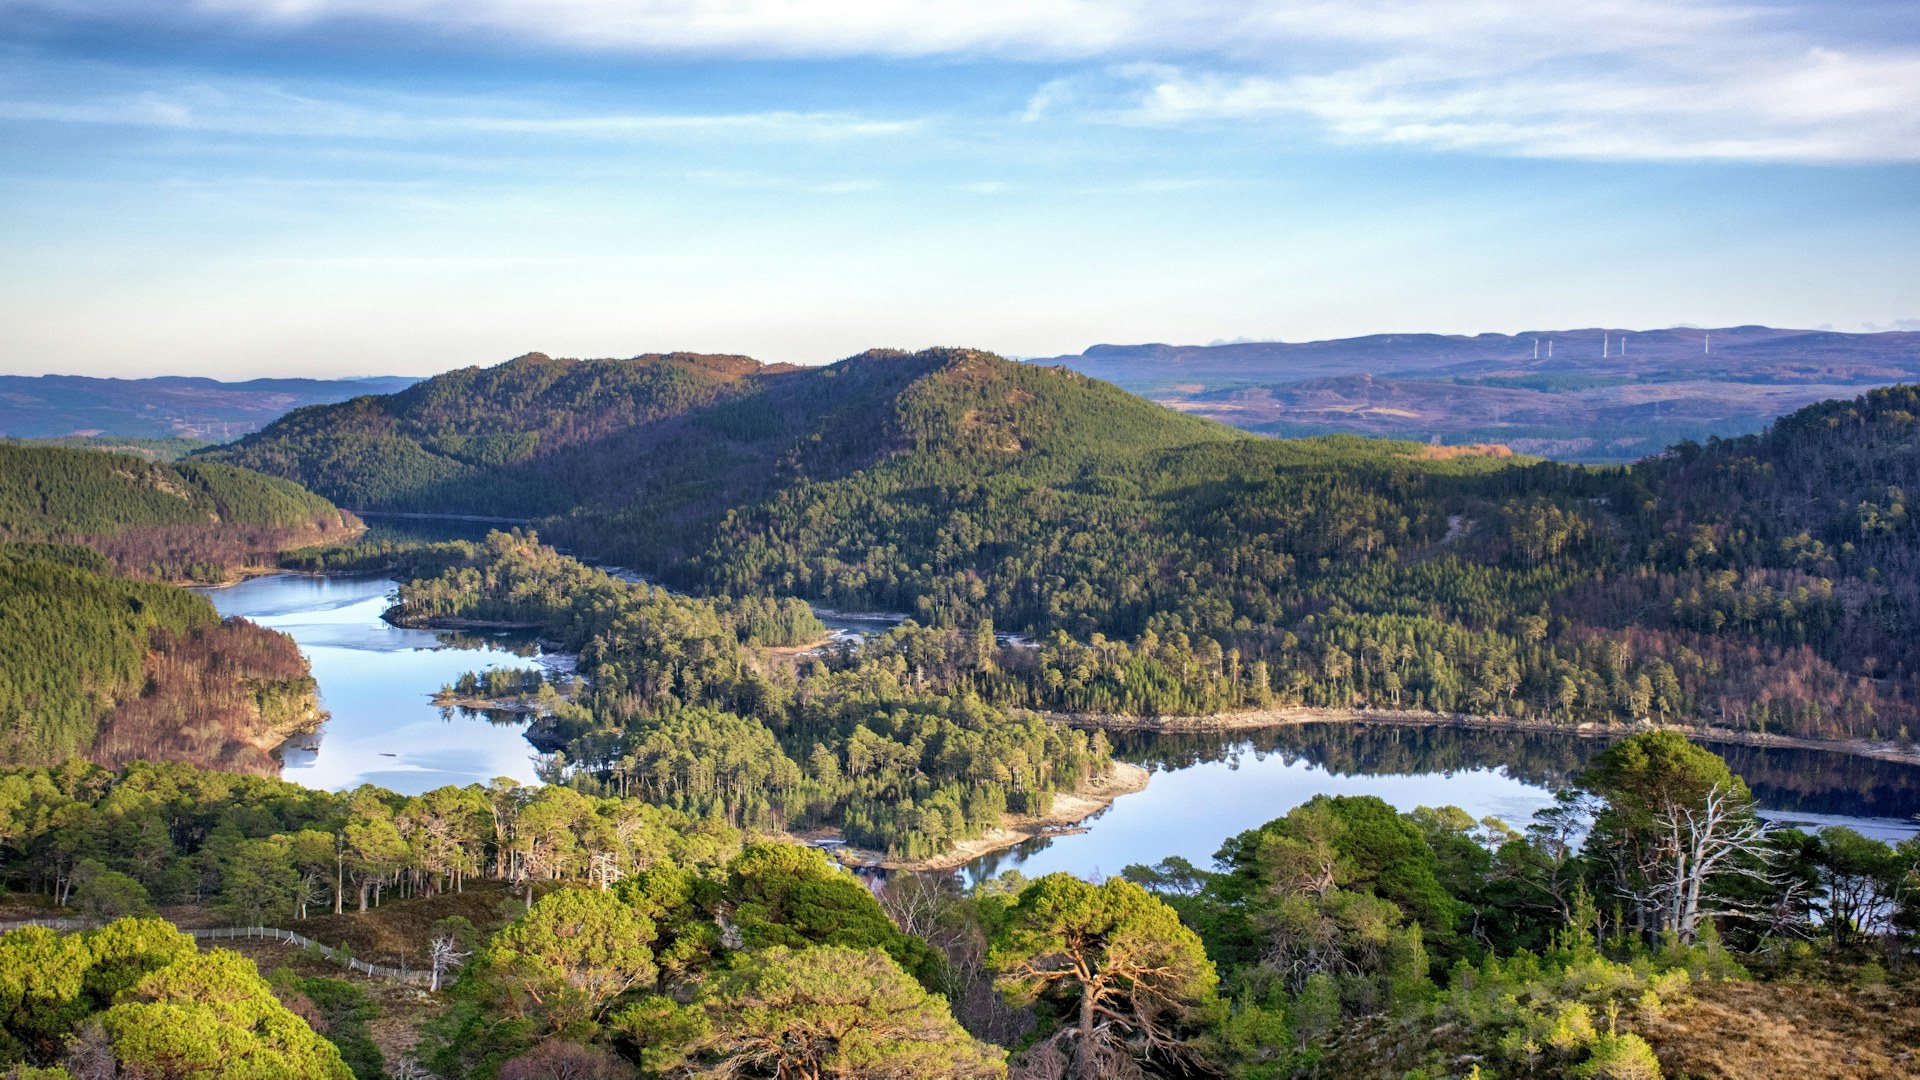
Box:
[2,1,1918,378]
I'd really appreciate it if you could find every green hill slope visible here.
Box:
[204,346,1257,571]
[203,350,769,513]
[0,544,317,769]
[201,344,1920,741]
[0,442,356,581]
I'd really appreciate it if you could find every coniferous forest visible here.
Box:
[0,737,1911,1077]
[0,443,359,583]
[0,351,1916,1078]
[0,446,347,771]
[222,351,1920,741]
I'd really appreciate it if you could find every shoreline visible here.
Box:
[1046,706,1920,767]
[428,691,544,713]
[179,515,369,589]
[258,701,328,760]
[346,509,532,525]
[381,610,543,631]
[823,761,1152,873]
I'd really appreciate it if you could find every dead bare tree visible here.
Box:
[587,850,623,891]
[879,871,954,942]
[1625,783,1777,943]
[428,931,471,993]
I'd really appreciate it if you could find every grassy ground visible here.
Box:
[221,937,448,1076]
[279,879,533,969]
[1639,975,1920,1079]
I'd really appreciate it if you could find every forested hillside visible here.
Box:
[0,544,317,770]
[204,350,775,515]
[0,443,357,581]
[206,347,1244,563]
[310,531,1115,862]
[218,349,1920,744]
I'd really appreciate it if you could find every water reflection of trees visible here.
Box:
[961,833,1070,885]
[360,517,502,546]
[1113,724,1920,823]
[429,629,544,656]
[1713,743,1920,820]
[1111,724,1591,791]
[439,706,534,728]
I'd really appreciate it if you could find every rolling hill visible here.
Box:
[209,345,1920,743]
[0,373,418,440]
[0,442,359,581]
[0,444,348,768]
[1038,325,1920,460]
[203,346,1254,571]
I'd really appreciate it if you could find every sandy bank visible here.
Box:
[827,761,1152,873]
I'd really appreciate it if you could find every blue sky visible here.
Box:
[2,1,1917,378]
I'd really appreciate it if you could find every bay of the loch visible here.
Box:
[956,725,1920,884]
[197,573,560,794]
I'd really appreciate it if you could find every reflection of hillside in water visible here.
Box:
[1112,724,1920,824]
[1110,724,1591,791]
[1715,744,1920,821]
[441,706,539,728]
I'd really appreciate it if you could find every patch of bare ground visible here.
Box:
[1414,442,1514,460]
[749,636,836,678]
[222,938,446,1076]
[0,894,62,921]
[1639,977,1920,1079]
[287,880,534,969]
[830,761,1151,872]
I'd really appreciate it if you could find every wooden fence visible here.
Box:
[0,918,432,986]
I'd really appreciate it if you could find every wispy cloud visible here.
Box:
[7,2,1918,163]
[0,74,920,141]
[17,0,1917,163]
[1017,4,1920,163]
[1030,45,1920,163]
[12,0,1162,58]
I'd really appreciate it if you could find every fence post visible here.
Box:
[1,921,427,988]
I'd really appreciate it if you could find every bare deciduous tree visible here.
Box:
[1630,783,1776,942]
[428,931,471,993]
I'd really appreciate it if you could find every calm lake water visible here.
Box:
[198,573,555,794]
[205,567,1920,881]
[957,725,1920,884]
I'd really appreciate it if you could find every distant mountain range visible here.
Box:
[1033,325,1920,460]
[15,325,1920,461]
[0,374,421,440]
